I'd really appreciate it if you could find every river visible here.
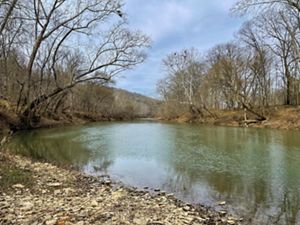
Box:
[8,121,300,224]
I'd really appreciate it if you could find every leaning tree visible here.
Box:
[0,0,150,127]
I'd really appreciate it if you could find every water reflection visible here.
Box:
[8,127,93,169]
[8,122,300,225]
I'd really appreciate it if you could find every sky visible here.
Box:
[115,0,244,98]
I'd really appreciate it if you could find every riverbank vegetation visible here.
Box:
[157,0,300,127]
[0,85,160,131]
[0,0,159,130]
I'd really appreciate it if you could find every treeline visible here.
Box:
[71,84,160,120]
[157,0,300,121]
[0,0,151,128]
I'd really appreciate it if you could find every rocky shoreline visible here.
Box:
[0,151,242,225]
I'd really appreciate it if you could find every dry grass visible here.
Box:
[261,106,300,130]
[174,106,300,130]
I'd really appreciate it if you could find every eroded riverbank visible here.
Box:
[164,106,300,131]
[0,150,242,225]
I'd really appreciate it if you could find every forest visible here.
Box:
[0,0,159,130]
[157,0,300,125]
[0,0,299,130]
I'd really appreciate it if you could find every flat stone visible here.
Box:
[12,184,25,189]
[227,219,235,225]
[45,219,57,225]
[166,193,174,198]
[197,217,206,222]
[104,180,111,185]
[47,182,62,187]
[219,210,227,216]
[228,216,237,220]
[217,201,226,205]
[183,206,190,211]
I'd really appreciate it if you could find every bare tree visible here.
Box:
[253,10,300,105]
[166,49,203,103]
[158,48,219,118]
[0,0,18,35]
[207,42,266,120]
[233,0,300,105]
[0,0,25,101]
[0,0,151,126]
[232,0,300,15]
[238,21,273,108]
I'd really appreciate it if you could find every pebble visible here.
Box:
[183,206,190,211]
[218,201,226,206]
[228,219,236,224]
[45,219,57,225]
[47,182,62,187]
[91,200,98,207]
[219,210,227,216]
[12,184,25,189]
[166,193,174,198]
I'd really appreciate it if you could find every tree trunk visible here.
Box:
[286,74,291,105]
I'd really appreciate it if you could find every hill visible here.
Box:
[0,85,161,132]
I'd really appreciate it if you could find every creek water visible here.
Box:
[8,122,300,224]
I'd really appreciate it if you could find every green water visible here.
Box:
[8,122,300,224]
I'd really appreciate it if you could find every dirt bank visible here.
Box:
[171,106,300,131]
[0,150,242,225]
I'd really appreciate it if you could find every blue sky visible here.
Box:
[115,0,244,98]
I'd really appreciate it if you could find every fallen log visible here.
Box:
[243,119,260,125]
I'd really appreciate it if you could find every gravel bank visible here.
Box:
[0,151,242,225]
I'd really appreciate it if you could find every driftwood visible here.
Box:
[242,102,266,121]
[240,119,267,127]
[244,119,261,125]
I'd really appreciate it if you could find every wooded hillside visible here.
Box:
[0,0,153,129]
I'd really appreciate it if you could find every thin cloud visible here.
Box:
[126,0,193,41]
[118,0,243,98]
